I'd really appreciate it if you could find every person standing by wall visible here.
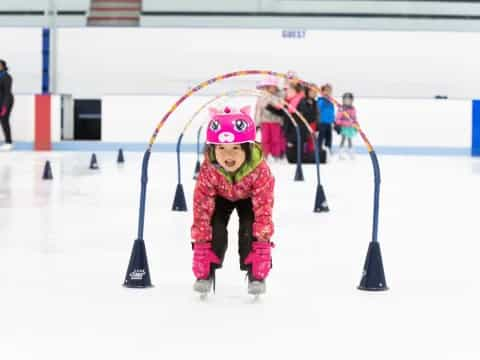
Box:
[317,83,335,156]
[0,60,14,151]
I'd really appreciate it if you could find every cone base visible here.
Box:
[314,206,330,213]
[193,161,201,180]
[358,241,388,291]
[123,283,154,289]
[123,239,153,288]
[314,185,329,213]
[358,285,389,291]
[172,184,188,211]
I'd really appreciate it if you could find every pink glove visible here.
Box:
[0,106,6,117]
[244,241,274,280]
[192,242,221,280]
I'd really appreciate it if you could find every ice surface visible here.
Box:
[0,151,479,359]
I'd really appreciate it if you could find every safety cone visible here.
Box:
[89,153,99,170]
[117,148,125,164]
[172,184,187,211]
[123,239,153,288]
[193,160,201,180]
[313,184,329,212]
[294,163,304,181]
[358,241,388,291]
[42,161,53,180]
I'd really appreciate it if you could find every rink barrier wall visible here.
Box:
[6,95,474,156]
[9,142,472,156]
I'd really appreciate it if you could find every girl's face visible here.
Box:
[307,88,317,99]
[285,84,297,99]
[322,86,332,97]
[343,97,353,107]
[215,144,246,173]
[266,85,278,94]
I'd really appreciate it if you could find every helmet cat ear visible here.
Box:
[208,107,219,118]
[239,106,251,117]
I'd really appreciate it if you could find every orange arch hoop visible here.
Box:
[123,70,388,292]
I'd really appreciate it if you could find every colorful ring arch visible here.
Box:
[123,70,387,292]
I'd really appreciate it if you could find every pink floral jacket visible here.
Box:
[335,105,357,127]
[191,145,275,242]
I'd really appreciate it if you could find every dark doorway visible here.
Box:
[74,99,101,140]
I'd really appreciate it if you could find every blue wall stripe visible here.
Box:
[472,100,480,156]
[9,141,471,156]
[41,28,50,94]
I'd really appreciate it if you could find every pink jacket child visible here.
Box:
[335,105,357,128]
[191,105,275,296]
[335,93,358,157]
[255,75,285,159]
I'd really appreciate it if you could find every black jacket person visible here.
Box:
[0,59,14,148]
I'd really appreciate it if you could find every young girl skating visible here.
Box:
[191,106,275,296]
[335,92,358,159]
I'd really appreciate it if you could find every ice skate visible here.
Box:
[192,242,220,299]
[0,143,13,151]
[248,278,266,296]
[324,146,332,163]
[193,277,213,299]
[338,148,347,160]
[348,148,355,160]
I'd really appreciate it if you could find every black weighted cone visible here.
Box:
[89,153,99,170]
[172,183,187,211]
[193,160,201,180]
[313,184,329,212]
[42,160,53,180]
[294,163,304,181]
[123,239,153,288]
[117,148,125,164]
[358,241,389,291]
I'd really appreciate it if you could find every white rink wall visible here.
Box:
[101,96,472,148]
[10,95,471,150]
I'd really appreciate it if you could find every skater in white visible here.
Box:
[335,93,358,159]
[191,106,275,297]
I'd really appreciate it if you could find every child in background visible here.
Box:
[335,92,358,159]
[254,76,285,160]
[191,106,275,296]
[317,83,335,156]
[302,85,320,156]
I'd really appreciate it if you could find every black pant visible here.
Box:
[318,123,332,150]
[211,196,255,271]
[286,143,316,164]
[0,108,12,144]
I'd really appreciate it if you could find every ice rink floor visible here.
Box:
[1,150,479,359]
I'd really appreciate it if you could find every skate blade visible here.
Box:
[248,281,266,296]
